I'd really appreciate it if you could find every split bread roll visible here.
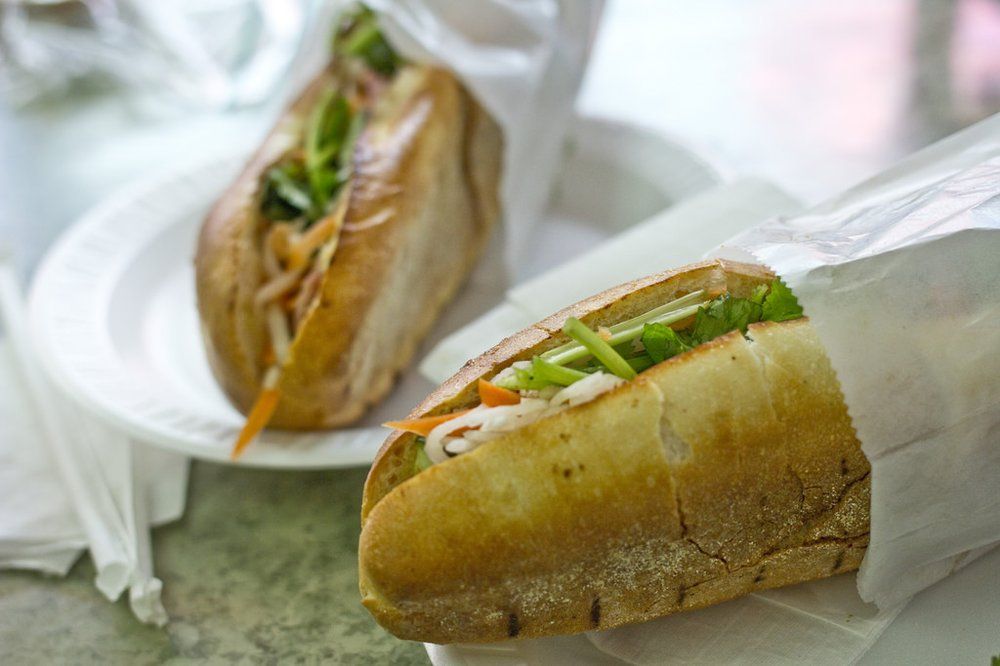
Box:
[359,259,870,643]
[196,38,502,432]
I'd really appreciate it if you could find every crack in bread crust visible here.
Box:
[686,537,730,571]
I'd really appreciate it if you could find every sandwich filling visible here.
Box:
[386,280,804,470]
[233,5,402,457]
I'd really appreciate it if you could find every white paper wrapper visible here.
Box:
[367,0,605,267]
[585,574,901,665]
[718,113,1000,610]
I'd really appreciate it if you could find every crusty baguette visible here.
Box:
[359,259,870,643]
[196,65,502,428]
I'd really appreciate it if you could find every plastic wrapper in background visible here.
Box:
[720,113,1000,611]
[366,0,604,268]
[0,0,309,110]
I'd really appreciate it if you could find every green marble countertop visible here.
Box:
[4,0,999,662]
[0,462,427,664]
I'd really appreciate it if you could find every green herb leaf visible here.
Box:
[687,295,763,346]
[311,94,351,166]
[305,93,353,210]
[497,282,804,395]
[641,322,692,363]
[493,357,590,391]
[540,291,706,367]
[264,89,360,227]
[334,6,400,77]
[750,284,769,306]
[261,164,312,221]
[307,169,346,221]
[762,279,804,322]
[612,340,638,359]
[626,353,655,373]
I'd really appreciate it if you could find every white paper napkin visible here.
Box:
[0,260,188,626]
[719,112,1000,612]
[0,340,85,576]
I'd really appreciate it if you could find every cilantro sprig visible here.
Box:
[261,4,401,227]
[640,278,804,365]
[333,5,401,77]
[641,323,691,364]
[497,279,804,391]
[260,92,359,227]
[261,162,312,222]
[762,278,804,322]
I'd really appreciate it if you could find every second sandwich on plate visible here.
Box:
[195,5,503,457]
[359,259,871,643]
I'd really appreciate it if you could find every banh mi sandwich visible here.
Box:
[359,259,870,643]
[195,5,502,457]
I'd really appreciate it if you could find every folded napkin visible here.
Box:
[0,341,85,575]
[0,259,188,625]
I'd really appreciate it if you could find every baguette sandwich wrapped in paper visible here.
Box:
[360,259,871,643]
[359,114,1000,650]
[195,5,502,456]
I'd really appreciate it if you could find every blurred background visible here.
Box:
[2,0,999,277]
[2,1,1000,662]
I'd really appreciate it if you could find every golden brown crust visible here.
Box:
[361,259,773,518]
[195,70,336,415]
[195,65,503,428]
[359,261,870,643]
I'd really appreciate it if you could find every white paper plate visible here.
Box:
[28,115,720,469]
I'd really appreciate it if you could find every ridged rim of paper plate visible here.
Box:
[26,153,393,469]
[27,115,721,469]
